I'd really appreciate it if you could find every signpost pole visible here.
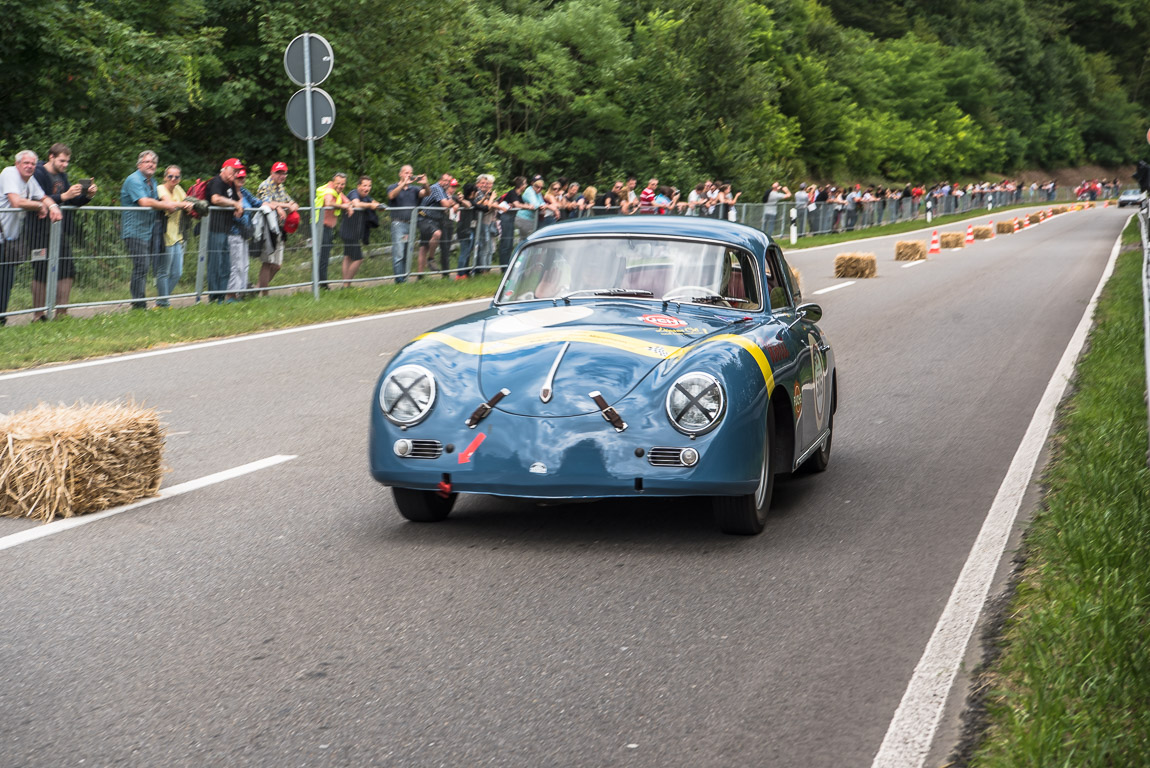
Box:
[304,33,321,300]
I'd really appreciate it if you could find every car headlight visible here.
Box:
[379,364,436,426]
[665,371,725,435]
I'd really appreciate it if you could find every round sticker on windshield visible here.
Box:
[639,314,687,328]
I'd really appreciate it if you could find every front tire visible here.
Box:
[713,407,776,535]
[393,487,456,522]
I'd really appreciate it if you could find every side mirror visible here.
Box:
[796,302,823,323]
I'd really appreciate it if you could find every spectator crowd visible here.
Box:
[0,143,1123,320]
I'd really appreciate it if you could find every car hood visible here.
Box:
[419,303,750,417]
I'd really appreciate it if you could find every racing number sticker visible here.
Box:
[809,332,826,426]
[639,314,687,328]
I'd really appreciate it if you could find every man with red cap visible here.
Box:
[204,157,245,302]
[256,161,298,294]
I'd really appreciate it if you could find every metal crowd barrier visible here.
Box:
[0,186,1095,323]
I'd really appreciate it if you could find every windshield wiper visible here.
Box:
[554,288,652,304]
[594,288,653,297]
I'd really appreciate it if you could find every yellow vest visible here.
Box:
[314,183,346,225]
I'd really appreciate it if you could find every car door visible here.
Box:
[768,246,832,454]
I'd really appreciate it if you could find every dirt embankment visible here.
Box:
[1014,164,1136,188]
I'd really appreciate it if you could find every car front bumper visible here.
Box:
[369,406,764,500]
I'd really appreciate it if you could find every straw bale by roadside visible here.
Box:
[895,241,927,261]
[940,232,965,249]
[972,226,993,240]
[996,221,1014,234]
[834,253,877,278]
[0,402,166,522]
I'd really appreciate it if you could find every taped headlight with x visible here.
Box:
[380,365,437,426]
[666,372,725,435]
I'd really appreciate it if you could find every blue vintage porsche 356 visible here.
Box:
[369,216,836,535]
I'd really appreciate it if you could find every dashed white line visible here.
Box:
[901,260,927,269]
[0,454,297,552]
[813,281,856,295]
[870,224,1125,768]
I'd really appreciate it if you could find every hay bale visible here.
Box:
[972,226,993,240]
[940,232,965,249]
[895,241,927,261]
[834,252,877,278]
[789,266,802,293]
[1028,212,1042,224]
[0,402,166,522]
[996,221,1014,234]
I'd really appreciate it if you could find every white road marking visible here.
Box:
[901,260,927,269]
[870,224,1126,767]
[813,282,855,295]
[0,454,297,552]
[0,299,490,382]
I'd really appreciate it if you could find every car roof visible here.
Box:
[524,215,773,255]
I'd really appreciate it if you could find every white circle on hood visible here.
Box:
[487,306,594,334]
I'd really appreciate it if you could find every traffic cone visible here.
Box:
[1023,215,1030,229]
[988,220,995,239]
[1047,207,1053,217]
[964,224,975,245]
[928,230,941,255]
[1039,210,1044,223]
[1013,218,1020,232]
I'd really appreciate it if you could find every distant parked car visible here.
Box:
[369,216,837,535]
[1117,189,1147,207]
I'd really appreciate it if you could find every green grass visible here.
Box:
[0,273,501,371]
[971,220,1150,766]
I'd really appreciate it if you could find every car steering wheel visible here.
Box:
[663,285,713,301]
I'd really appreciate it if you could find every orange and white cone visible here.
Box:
[964,224,975,245]
[988,220,995,239]
[928,230,941,255]
[1013,218,1020,232]
[1023,215,1031,229]
[1047,207,1053,217]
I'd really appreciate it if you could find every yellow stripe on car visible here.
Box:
[665,334,775,394]
[415,330,775,391]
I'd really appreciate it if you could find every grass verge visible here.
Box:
[0,274,501,372]
[968,221,1150,766]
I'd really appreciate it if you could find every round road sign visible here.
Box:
[284,33,334,87]
[285,88,336,141]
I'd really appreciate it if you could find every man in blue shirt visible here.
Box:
[120,150,186,309]
[385,165,427,283]
[416,173,456,276]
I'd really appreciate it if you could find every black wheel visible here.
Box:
[392,487,456,522]
[713,407,776,535]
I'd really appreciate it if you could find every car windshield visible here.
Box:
[497,236,763,310]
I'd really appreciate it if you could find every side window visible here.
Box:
[723,249,761,310]
[766,246,795,310]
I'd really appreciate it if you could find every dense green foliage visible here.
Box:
[2,0,1146,194]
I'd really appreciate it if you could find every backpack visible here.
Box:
[186,178,209,219]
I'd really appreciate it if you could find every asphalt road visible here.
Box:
[0,207,1130,767]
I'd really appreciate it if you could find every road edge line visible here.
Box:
[869,222,1127,767]
[0,299,490,382]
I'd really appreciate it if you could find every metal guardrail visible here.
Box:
[0,187,1093,324]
